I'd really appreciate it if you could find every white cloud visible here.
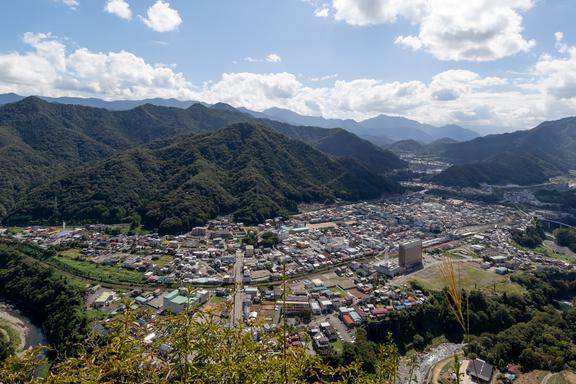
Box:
[0,32,195,100]
[533,40,576,100]
[105,0,132,21]
[314,6,330,17]
[310,74,338,82]
[555,31,569,54]
[201,73,304,111]
[394,35,422,51]
[199,70,533,129]
[266,54,282,63]
[303,0,331,18]
[140,1,182,32]
[242,54,283,63]
[56,0,79,9]
[316,0,536,61]
[3,32,576,131]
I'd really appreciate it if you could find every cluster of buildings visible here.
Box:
[4,194,575,361]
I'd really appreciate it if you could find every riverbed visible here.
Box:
[0,302,46,353]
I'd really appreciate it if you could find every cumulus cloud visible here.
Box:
[199,70,531,129]
[141,1,182,32]
[533,38,576,100]
[315,0,536,61]
[0,32,195,100]
[105,0,132,21]
[3,32,576,131]
[201,72,304,111]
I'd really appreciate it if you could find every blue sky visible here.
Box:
[0,0,575,131]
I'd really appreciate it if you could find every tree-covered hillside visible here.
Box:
[433,117,576,186]
[0,98,405,219]
[7,123,401,234]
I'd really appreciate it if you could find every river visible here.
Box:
[0,302,46,352]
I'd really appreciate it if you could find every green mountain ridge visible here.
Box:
[0,97,406,218]
[433,117,576,186]
[7,123,401,233]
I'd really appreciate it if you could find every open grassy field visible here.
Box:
[59,248,83,259]
[410,262,526,295]
[52,256,145,285]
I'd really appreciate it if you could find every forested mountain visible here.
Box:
[7,123,401,234]
[0,92,479,144]
[0,97,405,219]
[433,117,576,186]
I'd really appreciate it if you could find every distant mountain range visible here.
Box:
[0,93,480,144]
[0,97,404,232]
[251,107,480,144]
[0,92,200,111]
[432,117,576,186]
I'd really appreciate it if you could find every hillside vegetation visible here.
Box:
[433,117,576,186]
[0,98,405,224]
[7,123,401,234]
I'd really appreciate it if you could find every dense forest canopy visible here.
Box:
[0,97,405,228]
[6,123,401,234]
[0,242,89,357]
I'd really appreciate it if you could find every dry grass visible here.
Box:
[439,257,468,334]
[410,262,526,295]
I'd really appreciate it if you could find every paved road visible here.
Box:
[230,250,244,328]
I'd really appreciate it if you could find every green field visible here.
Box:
[153,255,174,268]
[330,340,344,354]
[52,256,145,285]
[410,262,526,295]
[59,248,83,259]
[535,244,576,263]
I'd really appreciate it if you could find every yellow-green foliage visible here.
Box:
[0,303,402,384]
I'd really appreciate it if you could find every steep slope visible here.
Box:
[433,117,576,186]
[0,98,406,216]
[313,129,406,173]
[8,124,402,233]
